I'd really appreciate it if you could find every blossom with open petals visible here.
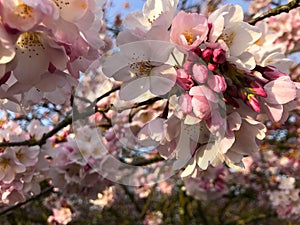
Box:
[124,0,178,32]
[170,11,209,51]
[102,40,177,101]
[208,4,262,70]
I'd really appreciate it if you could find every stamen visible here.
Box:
[219,32,234,45]
[182,30,194,45]
[16,32,45,58]
[129,60,154,77]
[147,12,162,24]
[53,0,71,10]
[15,2,34,20]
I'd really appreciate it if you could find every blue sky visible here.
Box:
[106,0,250,22]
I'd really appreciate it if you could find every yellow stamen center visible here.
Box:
[182,30,194,45]
[129,60,154,77]
[15,2,34,19]
[16,32,45,58]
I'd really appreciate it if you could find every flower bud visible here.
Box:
[256,66,286,81]
[176,69,194,91]
[249,80,267,97]
[212,48,226,64]
[247,94,260,113]
[201,48,213,61]
[192,47,202,56]
[208,63,218,71]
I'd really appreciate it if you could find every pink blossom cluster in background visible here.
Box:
[0,0,108,110]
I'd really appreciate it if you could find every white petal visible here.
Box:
[119,77,150,101]
[149,66,176,96]
[196,141,220,170]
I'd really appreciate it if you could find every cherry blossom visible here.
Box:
[170,11,209,50]
[102,40,177,101]
[208,4,262,70]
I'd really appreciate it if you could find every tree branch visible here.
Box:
[0,186,54,216]
[0,90,163,148]
[248,0,300,25]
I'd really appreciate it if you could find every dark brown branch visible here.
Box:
[248,0,300,25]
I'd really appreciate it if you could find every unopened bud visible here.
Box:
[247,94,260,113]
[201,48,213,61]
[212,48,226,64]
[249,80,267,97]
[208,63,218,71]
[256,66,286,81]
[192,47,202,56]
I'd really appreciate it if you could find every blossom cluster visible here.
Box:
[0,120,49,205]
[0,1,299,223]
[102,0,300,176]
[48,125,113,198]
[0,0,106,110]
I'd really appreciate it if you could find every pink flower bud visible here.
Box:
[176,69,194,91]
[247,94,260,112]
[201,48,213,61]
[207,74,227,93]
[192,63,208,83]
[249,80,267,97]
[208,63,217,71]
[257,66,286,81]
[212,48,226,64]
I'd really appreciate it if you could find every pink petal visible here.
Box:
[264,76,297,104]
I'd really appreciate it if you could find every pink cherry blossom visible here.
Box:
[0,0,58,31]
[0,149,26,184]
[170,11,209,50]
[102,40,177,101]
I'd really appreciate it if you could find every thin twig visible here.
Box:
[0,186,54,216]
[248,0,300,25]
[130,155,164,166]
[0,93,162,148]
